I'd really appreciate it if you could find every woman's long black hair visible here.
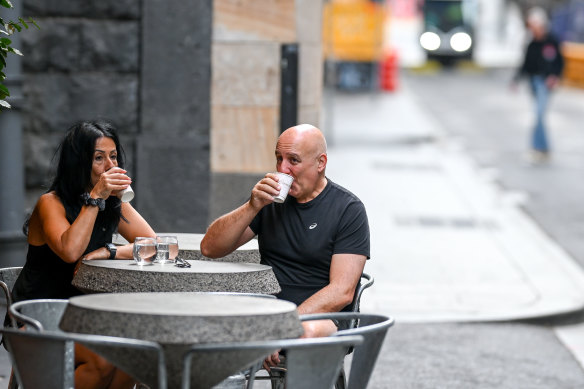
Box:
[25,121,126,234]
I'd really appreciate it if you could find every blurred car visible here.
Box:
[419,0,475,64]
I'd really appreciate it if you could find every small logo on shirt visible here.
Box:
[309,223,318,230]
[543,44,557,61]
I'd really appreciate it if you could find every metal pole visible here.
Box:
[0,1,27,267]
[323,0,336,146]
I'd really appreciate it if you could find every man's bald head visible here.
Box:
[279,124,327,158]
[275,124,328,202]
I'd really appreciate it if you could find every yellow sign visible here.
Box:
[323,0,385,62]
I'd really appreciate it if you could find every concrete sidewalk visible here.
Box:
[323,80,584,387]
[325,85,584,323]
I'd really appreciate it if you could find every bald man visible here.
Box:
[201,124,369,347]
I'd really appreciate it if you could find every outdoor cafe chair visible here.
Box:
[8,298,168,388]
[1,327,167,389]
[262,272,374,388]
[182,335,364,389]
[346,272,374,315]
[0,266,23,389]
[300,312,395,389]
[0,266,23,328]
[9,298,69,332]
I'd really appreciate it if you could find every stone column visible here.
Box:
[139,0,212,232]
[0,1,27,267]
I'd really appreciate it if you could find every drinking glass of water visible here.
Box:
[133,237,156,265]
[154,235,179,264]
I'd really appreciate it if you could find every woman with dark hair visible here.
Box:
[11,120,156,388]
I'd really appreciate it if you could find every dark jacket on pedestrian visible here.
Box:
[516,33,564,80]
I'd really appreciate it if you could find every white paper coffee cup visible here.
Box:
[117,185,135,203]
[273,173,294,203]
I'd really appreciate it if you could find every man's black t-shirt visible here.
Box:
[249,179,370,309]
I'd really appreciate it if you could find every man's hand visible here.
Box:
[262,350,281,371]
[249,173,281,211]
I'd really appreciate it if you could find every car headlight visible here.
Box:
[420,32,441,51]
[450,32,472,52]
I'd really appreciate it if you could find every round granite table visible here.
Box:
[72,259,281,295]
[113,232,261,263]
[60,292,303,389]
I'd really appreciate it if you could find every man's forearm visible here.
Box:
[200,201,258,258]
[296,284,354,315]
[297,254,366,315]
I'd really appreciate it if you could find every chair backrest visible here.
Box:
[2,327,75,389]
[1,327,167,389]
[182,335,363,389]
[300,312,394,389]
[0,267,23,327]
[346,272,374,314]
[71,332,167,389]
[9,299,69,331]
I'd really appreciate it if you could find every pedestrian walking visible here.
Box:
[512,6,564,163]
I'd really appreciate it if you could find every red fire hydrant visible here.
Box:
[379,48,399,91]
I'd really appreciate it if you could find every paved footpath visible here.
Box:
[326,84,584,323]
[323,77,584,387]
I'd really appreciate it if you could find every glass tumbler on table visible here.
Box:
[154,235,179,264]
[133,237,156,265]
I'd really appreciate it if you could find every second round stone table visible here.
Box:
[60,292,303,388]
[72,259,281,295]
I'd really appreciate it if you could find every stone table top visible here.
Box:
[60,293,303,388]
[72,259,281,295]
[113,232,261,263]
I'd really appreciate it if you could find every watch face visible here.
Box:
[106,243,116,259]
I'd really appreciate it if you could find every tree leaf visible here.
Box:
[8,47,22,56]
[8,22,22,33]
[29,18,40,29]
[0,99,11,109]
[0,85,8,100]
[18,17,28,29]
[0,0,13,9]
[0,37,11,45]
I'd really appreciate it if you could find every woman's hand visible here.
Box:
[90,167,132,199]
[73,247,109,275]
[82,247,110,261]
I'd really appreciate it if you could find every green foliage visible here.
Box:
[1,0,39,110]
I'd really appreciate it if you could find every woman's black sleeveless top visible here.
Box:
[11,221,116,303]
